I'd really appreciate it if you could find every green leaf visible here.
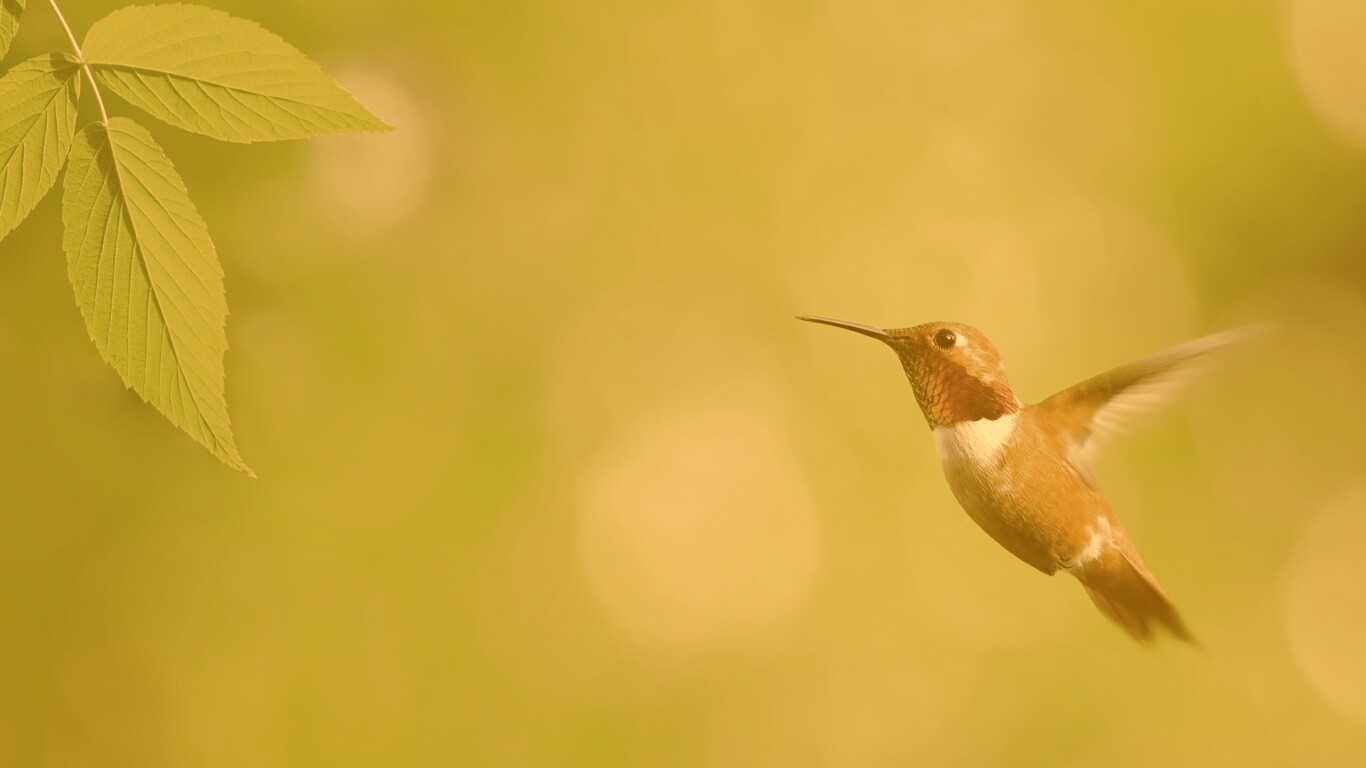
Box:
[0,0,23,61]
[82,4,391,143]
[0,53,80,241]
[62,117,251,473]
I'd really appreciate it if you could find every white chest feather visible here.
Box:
[932,412,1018,469]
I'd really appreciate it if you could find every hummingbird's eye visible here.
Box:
[933,329,957,349]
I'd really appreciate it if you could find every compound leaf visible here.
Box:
[62,117,250,473]
[0,0,23,61]
[0,53,80,241]
[82,4,391,143]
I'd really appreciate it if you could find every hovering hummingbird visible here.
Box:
[799,315,1249,642]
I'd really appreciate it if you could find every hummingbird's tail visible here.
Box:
[1075,548,1193,643]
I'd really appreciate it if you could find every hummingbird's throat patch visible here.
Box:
[921,360,1018,426]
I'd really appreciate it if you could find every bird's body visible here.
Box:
[799,315,1247,642]
[933,407,1189,640]
[935,408,1102,576]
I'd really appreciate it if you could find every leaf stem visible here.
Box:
[48,0,109,125]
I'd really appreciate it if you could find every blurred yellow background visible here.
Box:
[2,0,1366,765]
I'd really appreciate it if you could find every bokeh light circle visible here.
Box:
[1282,484,1366,722]
[576,398,822,664]
[309,67,431,235]
[1288,0,1366,150]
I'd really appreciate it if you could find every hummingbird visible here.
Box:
[798,315,1248,642]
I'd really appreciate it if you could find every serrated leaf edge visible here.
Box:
[67,119,251,474]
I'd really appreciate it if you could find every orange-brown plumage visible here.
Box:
[799,315,1249,642]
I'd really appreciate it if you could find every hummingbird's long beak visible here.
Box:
[795,314,891,341]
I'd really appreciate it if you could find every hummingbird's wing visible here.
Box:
[1036,327,1256,487]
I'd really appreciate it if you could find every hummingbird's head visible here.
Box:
[798,315,1020,428]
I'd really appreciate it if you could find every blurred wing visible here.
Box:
[1038,327,1258,487]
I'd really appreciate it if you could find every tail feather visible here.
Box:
[1076,549,1193,643]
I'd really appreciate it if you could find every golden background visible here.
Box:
[2,0,1365,765]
